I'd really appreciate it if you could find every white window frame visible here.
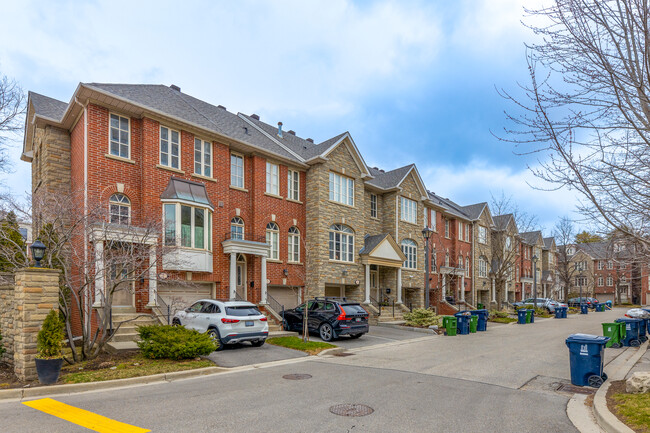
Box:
[479,256,488,278]
[266,162,279,195]
[288,226,300,263]
[445,253,450,267]
[445,220,450,238]
[370,194,377,219]
[431,210,437,231]
[109,113,130,159]
[194,138,212,177]
[288,169,300,201]
[598,276,604,286]
[607,275,613,286]
[329,224,354,262]
[109,193,131,225]
[160,125,181,169]
[231,216,244,240]
[607,260,613,269]
[465,257,470,277]
[329,172,354,206]
[478,226,487,244]
[423,208,428,228]
[401,239,417,269]
[266,222,279,260]
[162,203,212,251]
[231,153,244,188]
[400,197,417,224]
[465,224,470,242]
[458,222,463,241]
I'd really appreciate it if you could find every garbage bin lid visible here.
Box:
[615,317,642,322]
[566,333,610,344]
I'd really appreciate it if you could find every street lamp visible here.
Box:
[30,240,46,268]
[422,227,434,309]
[532,255,538,308]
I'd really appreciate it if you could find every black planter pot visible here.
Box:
[35,358,63,385]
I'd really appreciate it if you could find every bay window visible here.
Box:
[163,203,212,251]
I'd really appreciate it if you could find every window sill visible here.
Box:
[328,259,356,265]
[264,192,283,200]
[286,198,303,205]
[266,259,283,264]
[328,200,355,209]
[399,219,419,227]
[287,262,304,266]
[230,185,249,193]
[370,216,379,221]
[105,154,136,164]
[157,164,185,174]
[192,173,217,183]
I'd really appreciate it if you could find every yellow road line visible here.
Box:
[22,398,150,433]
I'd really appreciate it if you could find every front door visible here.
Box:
[370,269,379,301]
[236,254,247,301]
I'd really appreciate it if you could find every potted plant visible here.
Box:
[35,310,65,385]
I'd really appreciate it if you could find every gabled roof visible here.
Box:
[493,214,516,232]
[29,92,68,121]
[365,164,428,196]
[359,233,407,265]
[520,230,544,246]
[543,237,556,250]
[427,191,472,221]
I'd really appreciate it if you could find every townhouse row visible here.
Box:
[24,82,643,326]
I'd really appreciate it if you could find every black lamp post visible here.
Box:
[30,240,46,268]
[422,227,434,309]
[532,255,538,308]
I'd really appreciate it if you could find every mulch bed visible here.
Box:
[606,380,649,433]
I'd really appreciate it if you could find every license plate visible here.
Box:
[245,321,254,327]
[355,317,361,322]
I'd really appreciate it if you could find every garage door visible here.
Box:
[158,283,213,312]
[268,286,299,310]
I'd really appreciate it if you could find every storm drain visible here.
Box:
[556,383,596,395]
[282,374,312,380]
[329,404,374,417]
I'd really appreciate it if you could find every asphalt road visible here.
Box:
[0,307,637,433]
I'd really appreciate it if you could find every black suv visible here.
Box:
[283,297,369,342]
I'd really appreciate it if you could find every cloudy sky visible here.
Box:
[0,0,579,233]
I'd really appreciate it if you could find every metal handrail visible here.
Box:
[156,294,172,325]
[266,293,286,328]
[223,232,268,243]
[369,296,381,316]
[234,292,244,301]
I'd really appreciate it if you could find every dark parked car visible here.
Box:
[283,297,369,342]
[567,297,599,309]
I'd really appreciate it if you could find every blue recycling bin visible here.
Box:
[560,306,568,318]
[565,334,610,387]
[637,317,647,343]
[517,309,527,324]
[454,312,470,335]
[555,308,563,319]
[615,318,642,347]
[580,304,589,314]
[606,300,612,309]
[470,309,488,332]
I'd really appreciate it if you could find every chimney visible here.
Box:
[217,105,226,110]
[306,138,314,143]
[288,130,295,135]
[277,122,283,138]
[170,84,181,92]
[251,114,260,120]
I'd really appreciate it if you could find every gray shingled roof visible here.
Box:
[460,202,487,221]
[359,234,389,255]
[84,83,301,162]
[29,92,68,121]
[543,237,555,250]
[427,191,471,220]
[520,230,542,245]
[366,165,414,189]
[493,214,514,231]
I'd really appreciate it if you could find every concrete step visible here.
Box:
[111,313,155,322]
[105,341,139,353]
[111,332,140,343]
[268,330,299,338]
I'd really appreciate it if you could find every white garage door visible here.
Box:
[158,283,213,313]
[268,286,300,310]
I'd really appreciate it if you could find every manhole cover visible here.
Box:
[282,374,312,380]
[329,404,374,417]
[556,383,596,395]
[333,352,354,357]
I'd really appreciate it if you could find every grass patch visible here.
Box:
[60,353,214,384]
[489,317,517,324]
[266,336,336,355]
[612,391,650,432]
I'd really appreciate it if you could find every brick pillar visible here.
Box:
[13,268,60,382]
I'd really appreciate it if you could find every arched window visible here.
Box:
[109,193,130,225]
[458,255,463,269]
[231,217,244,240]
[288,227,300,263]
[266,222,279,260]
[445,252,450,267]
[329,224,354,262]
[401,239,417,269]
[465,257,470,277]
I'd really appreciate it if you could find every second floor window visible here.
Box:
[478,226,487,244]
[109,193,130,225]
[598,276,604,286]
[266,222,279,260]
[329,224,354,262]
[479,256,488,277]
[329,172,354,206]
[445,220,450,238]
[370,194,377,218]
[401,197,417,224]
[465,257,470,277]
[231,154,244,188]
[160,126,180,169]
[458,222,463,240]
[288,226,300,263]
[431,210,437,231]
[163,203,211,251]
[465,224,469,241]
[109,114,130,159]
[266,162,279,195]
[607,260,613,269]
[288,170,300,201]
[194,138,212,177]
[607,275,613,286]
[401,239,417,269]
[231,216,244,240]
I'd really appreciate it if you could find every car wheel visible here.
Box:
[207,328,224,351]
[172,318,181,326]
[319,323,334,342]
[349,333,363,339]
[251,340,265,347]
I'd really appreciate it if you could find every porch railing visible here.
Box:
[223,232,268,243]
[266,293,286,328]
[156,294,172,325]
[369,296,381,316]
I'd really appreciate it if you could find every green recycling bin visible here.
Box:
[469,315,478,333]
[477,303,484,310]
[525,310,532,324]
[443,316,457,336]
[602,323,623,348]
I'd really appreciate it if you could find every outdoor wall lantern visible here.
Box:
[30,240,46,268]
[283,269,289,277]
[386,288,391,294]
[342,270,348,277]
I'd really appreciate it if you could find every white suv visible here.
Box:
[172,300,269,350]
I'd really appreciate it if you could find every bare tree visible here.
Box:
[0,74,26,173]
[501,0,650,258]
[553,216,578,301]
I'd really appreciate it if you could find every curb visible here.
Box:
[317,347,346,357]
[374,323,439,334]
[593,341,648,433]
[0,366,228,401]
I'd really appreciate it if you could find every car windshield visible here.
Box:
[341,304,367,315]
[226,306,261,316]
